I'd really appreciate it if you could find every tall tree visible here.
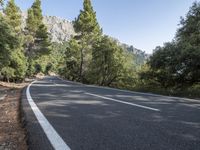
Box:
[25,0,51,76]
[4,0,22,33]
[0,14,17,69]
[73,0,102,82]
[175,1,200,84]
[89,36,130,86]
[0,14,19,82]
[4,0,27,81]
[142,2,200,88]
[62,39,81,80]
[26,0,43,35]
[34,24,51,57]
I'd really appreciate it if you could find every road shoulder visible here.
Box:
[0,86,27,150]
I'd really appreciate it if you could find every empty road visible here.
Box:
[22,76,200,150]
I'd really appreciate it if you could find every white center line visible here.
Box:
[85,92,160,112]
[26,81,71,150]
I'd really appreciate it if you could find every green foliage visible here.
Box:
[26,0,43,34]
[26,8,36,35]
[25,0,52,76]
[89,36,127,86]
[61,39,81,80]
[34,24,52,57]
[1,67,15,82]
[10,49,27,80]
[74,0,102,38]
[50,42,69,73]
[175,2,200,85]
[0,0,51,81]
[26,59,35,77]
[0,14,18,69]
[31,0,43,24]
[60,0,137,88]
[73,0,102,81]
[0,11,26,81]
[4,0,27,80]
[4,0,22,33]
[140,1,200,91]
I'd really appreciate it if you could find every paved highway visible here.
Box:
[22,76,200,150]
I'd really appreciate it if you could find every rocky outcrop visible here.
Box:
[43,16,75,42]
[22,12,75,42]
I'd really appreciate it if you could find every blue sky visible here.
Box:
[14,0,195,54]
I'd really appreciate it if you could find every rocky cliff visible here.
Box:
[22,13,148,64]
[22,13,75,42]
[43,16,75,42]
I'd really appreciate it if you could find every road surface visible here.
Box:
[22,76,200,150]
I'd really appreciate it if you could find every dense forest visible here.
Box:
[0,0,199,98]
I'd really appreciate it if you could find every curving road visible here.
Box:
[22,76,200,150]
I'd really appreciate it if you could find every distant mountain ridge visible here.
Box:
[22,13,148,65]
[111,38,149,65]
[120,43,149,65]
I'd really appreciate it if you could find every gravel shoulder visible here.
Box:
[0,83,28,150]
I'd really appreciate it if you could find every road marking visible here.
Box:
[26,81,71,150]
[85,92,160,112]
[57,76,200,102]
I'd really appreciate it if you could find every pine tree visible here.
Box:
[25,0,51,76]
[26,8,36,36]
[26,0,43,35]
[89,36,128,86]
[62,39,81,80]
[34,24,51,56]
[0,14,16,68]
[73,0,102,82]
[3,0,27,81]
[74,0,101,38]
[0,14,19,81]
[4,0,22,33]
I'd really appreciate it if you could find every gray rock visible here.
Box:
[21,12,75,43]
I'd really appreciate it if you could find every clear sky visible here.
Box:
[14,0,195,54]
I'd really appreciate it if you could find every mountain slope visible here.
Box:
[22,13,148,65]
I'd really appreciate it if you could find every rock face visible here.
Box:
[22,13,75,42]
[43,16,75,42]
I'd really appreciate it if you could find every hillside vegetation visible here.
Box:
[0,0,199,98]
[136,2,200,98]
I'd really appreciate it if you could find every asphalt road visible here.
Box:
[22,76,200,150]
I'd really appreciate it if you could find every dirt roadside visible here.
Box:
[0,82,29,150]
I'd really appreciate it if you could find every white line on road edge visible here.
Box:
[26,81,71,150]
[85,92,160,112]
